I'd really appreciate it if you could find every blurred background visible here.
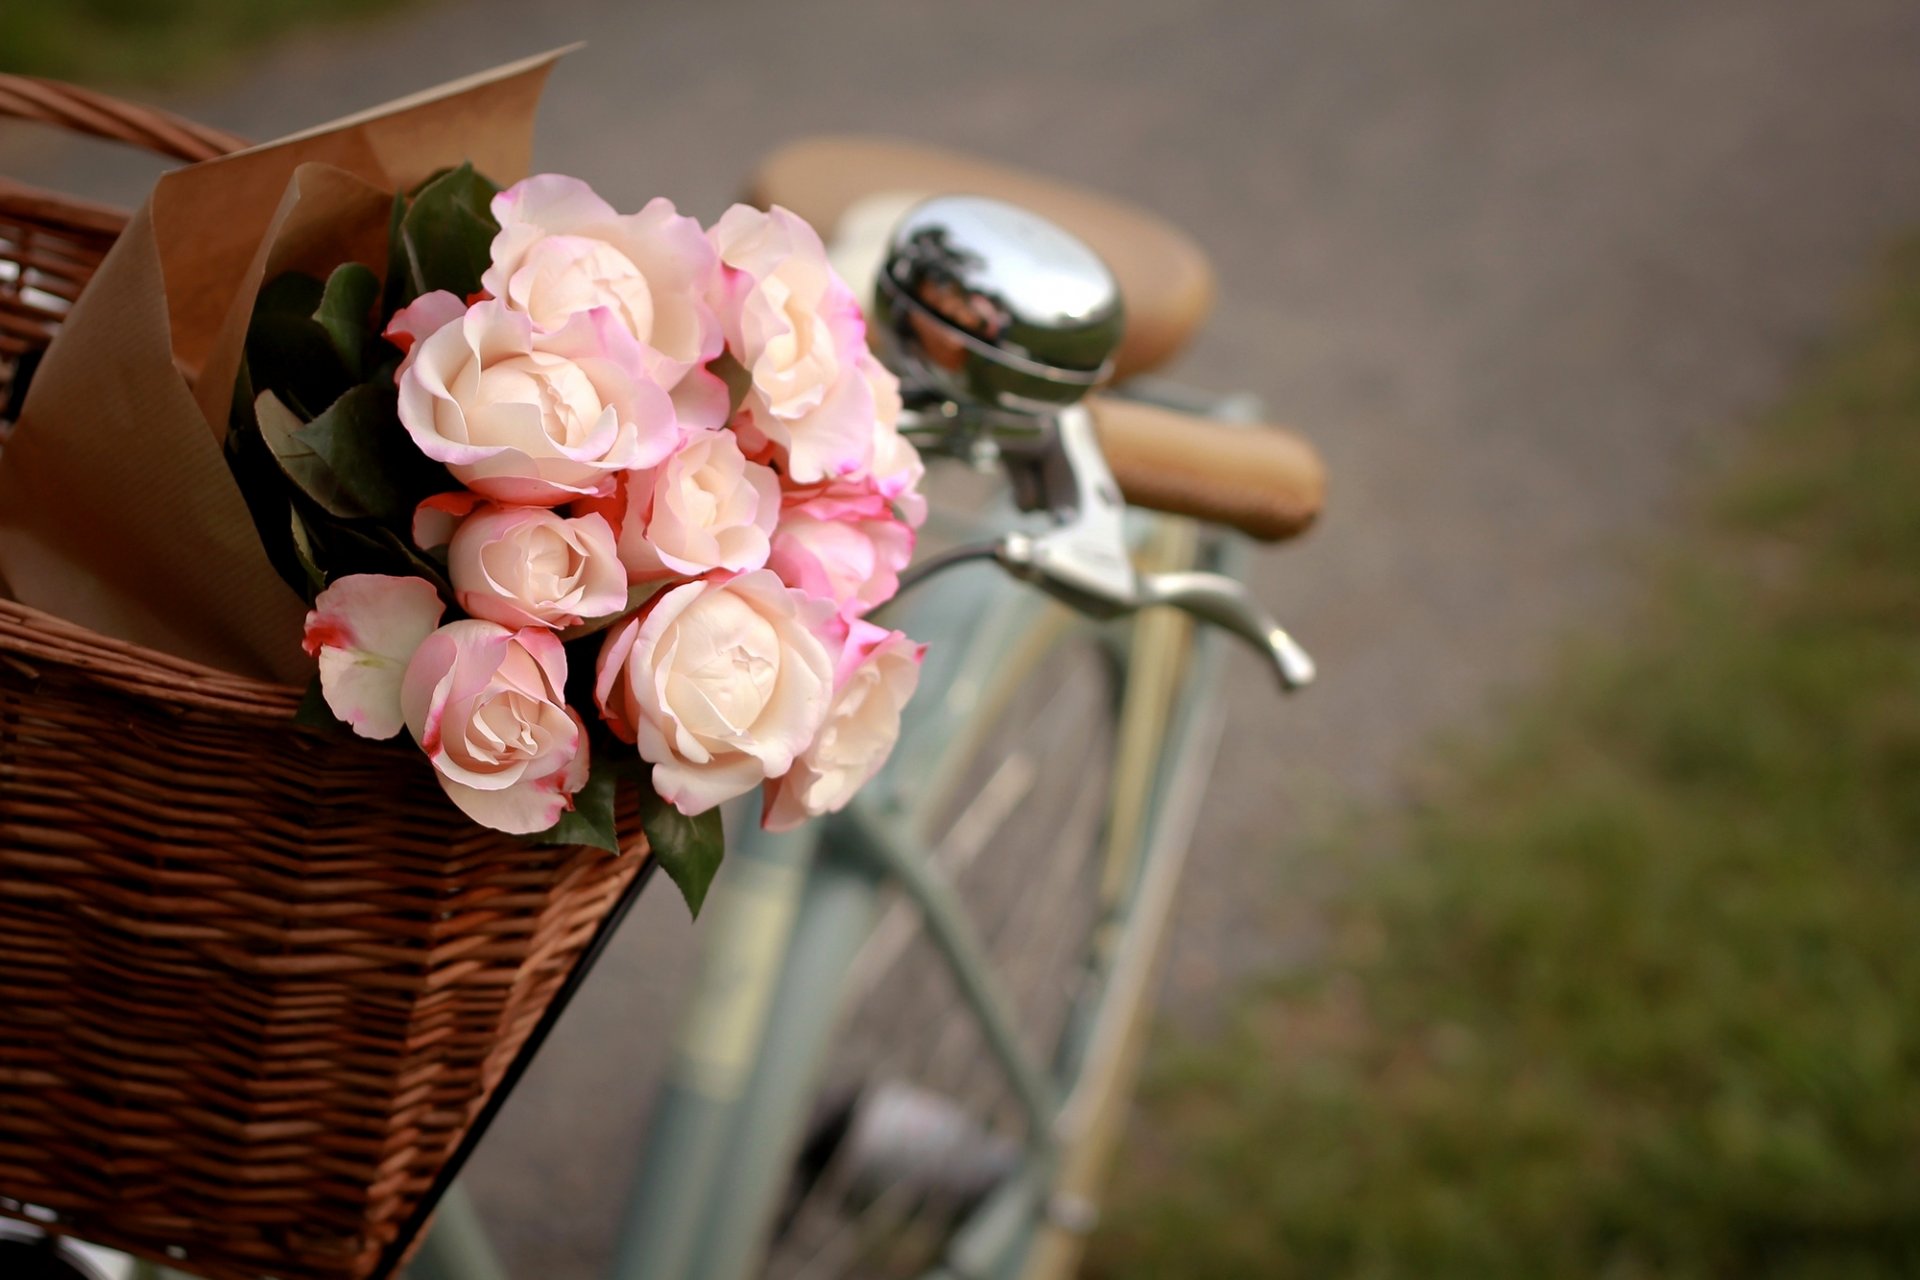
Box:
[6,1,1920,1276]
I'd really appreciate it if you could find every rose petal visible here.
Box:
[436,709,588,835]
[436,775,573,834]
[490,173,620,236]
[396,300,671,506]
[761,625,924,832]
[399,619,588,832]
[486,179,722,388]
[304,574,446,740]
[450,505,629,628]
[669,365,732,433]
[596,571,833,815]
[653,751,769,817]
[412,490,484,552]
[385,289,468,365]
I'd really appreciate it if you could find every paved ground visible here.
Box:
[11,2,1920,1274]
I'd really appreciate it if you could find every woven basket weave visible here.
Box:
[0,76,647,1280]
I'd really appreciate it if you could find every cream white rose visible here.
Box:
[762,621,925,832]
[486,175,729,429]
[401,620,589,834]
[582,428,781,581]
[447,504,628,629]
[391,295,678,505]
[709,203,876,484]
[595,569,834,815]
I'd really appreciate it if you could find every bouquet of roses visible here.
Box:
[227,164,927,908]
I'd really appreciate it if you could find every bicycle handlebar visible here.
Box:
[1088,397,1326,542]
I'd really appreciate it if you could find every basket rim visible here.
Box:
[0,595,301,718]
[0,175,129,239]
[0,72,247,164]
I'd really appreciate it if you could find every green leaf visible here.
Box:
[367,349,402,391]
[370,525,457,597]
[641,789,725,917]
[395,163,501,304]
[294,383,412,524]
[254,271,325,318]
[293,675,339,729]
[259,384,434,525]
[530,759,623,854]
[312,262,381,381]
[382,189,415,315]
[300,518,455,598]
[246,305,349,420]
[256,388,367,519]
[287,505,327,598]
[227,384,314,599]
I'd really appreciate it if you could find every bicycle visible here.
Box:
[49,138,1322,1280]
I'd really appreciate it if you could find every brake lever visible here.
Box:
[1130,570,1317,690]
[992,405,1315,692]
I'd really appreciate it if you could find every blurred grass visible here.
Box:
[0,0,410,87]
[1087,243,1920,1279]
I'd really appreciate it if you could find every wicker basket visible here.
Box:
[0,76,648,1280]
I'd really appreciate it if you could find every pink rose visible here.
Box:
[709,204,876,484]
[768,490,915,618]
[304,574,446,740]
[447,503,628,629]
[391,295,677,504]
[762,621,925,832]
[401,620,589,834]
[580,428,780,581]
[595,570,834,815]
[486,175,729,430]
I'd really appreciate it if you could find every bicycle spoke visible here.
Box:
[764,639,1118,1280]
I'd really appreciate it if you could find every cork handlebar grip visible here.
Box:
[1087,396,1326,542]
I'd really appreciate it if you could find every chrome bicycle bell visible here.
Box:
[875,195,1124,411]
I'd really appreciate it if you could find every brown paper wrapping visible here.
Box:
[0,50,567,683]
[194,160,399,448]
